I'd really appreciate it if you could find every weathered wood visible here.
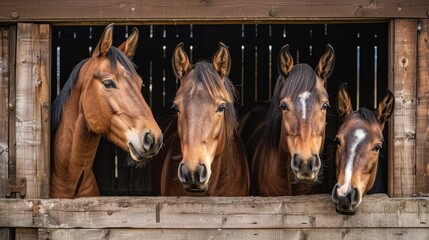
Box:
[416,19,429,195]
[0,28,9,198]
[391,19,417,197]
[7,25,16,199]
[15,23,50,199]
[37,228,429,240]
[0,229,11,240]
[0,0,429,23]
[0,195,427,229]
[15,228,38,240]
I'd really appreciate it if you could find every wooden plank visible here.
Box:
[416,19,429,195]
[0,0,429,23]
[0,27,15,239]
[391,19,417,197]
[0,28,9,198]
[7,25,17,199]
[38,228,429,240]
[15,23,50,199]
[0,229,11,240]
[15,228,38,240]
[0,195,427,228]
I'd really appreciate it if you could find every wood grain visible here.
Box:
[37,228,429,240]
[0,195,427,229]
[0,28,9,198]
[0,0,429,23]
[391,19,417,197]
[15,23,51,199]
[416,19,429,195]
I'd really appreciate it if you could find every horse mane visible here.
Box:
[266,63,317,146]
[51,46,138,133]
[177,61,238,139]
[356,107,378,125]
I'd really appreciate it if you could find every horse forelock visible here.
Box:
[177,61,238,138]
[106,46,138,77]
[356,108,378,125]
[266,63,317,146]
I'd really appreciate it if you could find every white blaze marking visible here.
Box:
[337,129,367,196]
[299,91,311,120]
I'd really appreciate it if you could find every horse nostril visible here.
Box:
[143,132,155,151]
[350,188,361,207]
[196,164,209,183]
[312,154,321,171]
[177,163,189,183]
[332,184,340,204]
[291,154,302,171]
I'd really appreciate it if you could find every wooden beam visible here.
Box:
[15,23,51,199]
[37,228,429,240]
[7,25,16,200]
[391,19,417,197]
[0,28,9,198]
[416,19,429,195]
[0,0,429,23]
[0,27,13,240]
[0,195,427,229]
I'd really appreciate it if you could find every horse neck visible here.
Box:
[53,82,101,174]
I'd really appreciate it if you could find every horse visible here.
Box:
[239,44,335,196]
[51,24,163,198]
[331,83,394,215]
[154,42,250,196]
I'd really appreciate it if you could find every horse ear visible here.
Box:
[92,23,114,57]
[278,44,294,78]
[376,89,395,124]
[172,42,190,79]
[212,42,231,78]
[118,27,139,59]
[316,44,335,81]
[337,83,353,119]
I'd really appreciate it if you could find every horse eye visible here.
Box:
[171,104,180,113]
[102,80,116,89]
[373,144,382,153]
[280,103,289,111]
[321,102,330,111]
[216,104,226,113]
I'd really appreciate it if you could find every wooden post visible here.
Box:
[389,19,417,197]
[0,28,9,199]
[0,27,13,240]
[16,23,51,198]
[416,19,429,195]
[15,23,51,199]
[14,22,51,240]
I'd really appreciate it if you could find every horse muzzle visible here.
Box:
[332,184,361,215]
[178,162,210,192]
[291,154,321,182]
[128,131,163,161]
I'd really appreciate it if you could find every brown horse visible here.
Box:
[51,24,163,198]
[155,42,249,196]
[332,84,394,215]
[240,44,335,196]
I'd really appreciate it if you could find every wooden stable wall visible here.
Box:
[0,0,428,239]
